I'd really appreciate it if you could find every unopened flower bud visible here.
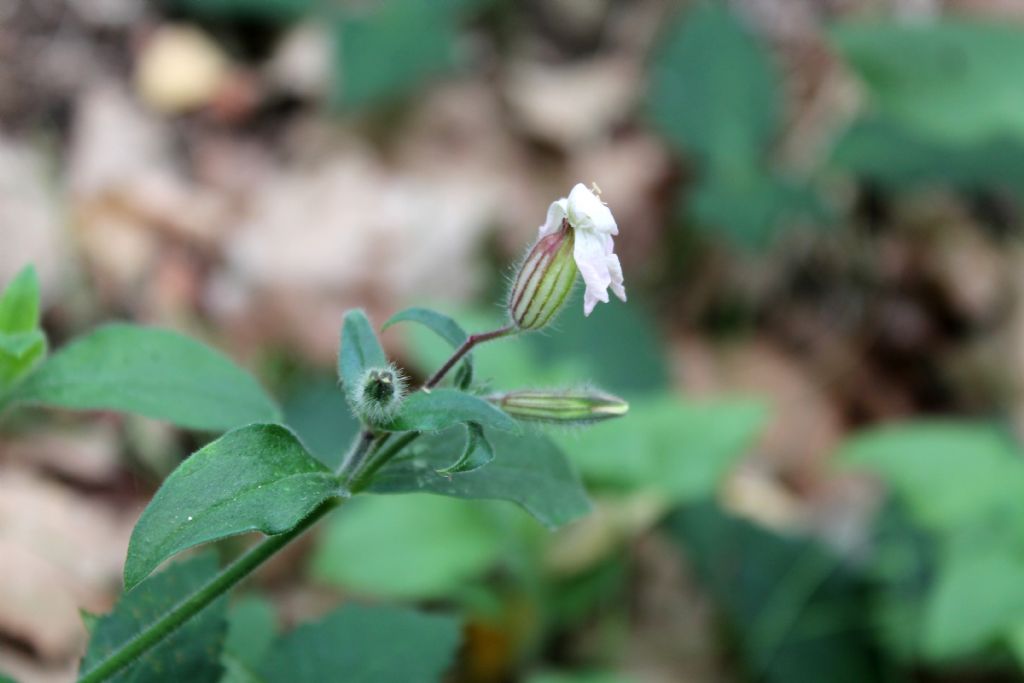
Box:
[490,388,628,426]
[508,222,577,330]
[355,365,406,425]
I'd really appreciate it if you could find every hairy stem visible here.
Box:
[76,497,340,683]
[350,431,421,492]
[423,325,515,389]
[335,429,375,479]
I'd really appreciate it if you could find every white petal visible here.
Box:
[606,252,626,302]
[574,229,611,317]
[539,198,568,237]
[567,183,617,235]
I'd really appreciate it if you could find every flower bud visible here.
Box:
[354,365,406,425]
[490,388,628,426]
[508,222,578,331]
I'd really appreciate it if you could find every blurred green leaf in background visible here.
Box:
[831,20,1024,197]
[649,2,823,248]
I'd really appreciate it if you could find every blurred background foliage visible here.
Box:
[5,0,1024,681]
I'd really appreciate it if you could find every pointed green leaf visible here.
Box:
[259,603,460,683]
[0,330,46,390]
[338,309,387,404]
[384,388,516,433]
[0,265,40,333]
[437,423,493,474]
[80,554,228,683]
[124,424,343,589]
[9,324,280,431]
[384,307,472,387]
[649,3,778,165]
[370,428,589,528]
[0,266,46,393]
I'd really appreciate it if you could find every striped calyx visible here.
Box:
[508,221,577,330]
[491,388,628,425]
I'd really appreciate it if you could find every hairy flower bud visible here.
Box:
[490,388,628,426]
[508,222,578,330]
[354,365,406,425]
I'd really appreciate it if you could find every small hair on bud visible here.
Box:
[490,387,628,426]
[354,364,407,426]
[508,224,577,331]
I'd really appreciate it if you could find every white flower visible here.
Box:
[539,183,626,316]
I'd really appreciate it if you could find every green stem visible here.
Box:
[350,431,421,492]
[423,325,515,389]
[335,429,375,479]
[77,497,340,683]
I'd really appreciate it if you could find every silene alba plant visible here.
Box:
[0,184,630,683]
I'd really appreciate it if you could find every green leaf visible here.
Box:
[833,22,1024,145]
[438,422,493,474]
[331,0,463,109]
[649,3,778,167]
[923,535,1024,659]
[384,307,471,387]
[0,330,46,390]
[10,324,280,431]
[689,171,826,249]
[310,494,504,599]
[220,597,277,683]
[831,117,1024,192]
[647,4,824,248]
[80,554,228,683]
[370,427,590,528]
[338,309,387,405]
[258,603,460,683]
[0,266,46,393]
[124,424,343,589]
[668,502,885,683]
[0,265,40,333]
[384,388,517,433]
[558,397,766,502]
[838,421,1024,531]
[281,374,361,469]
[1008,621,1024,672]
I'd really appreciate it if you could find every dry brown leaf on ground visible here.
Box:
[0,136,65,294]
[504,55,641,148]
[218,121,523,359]
[671,334,844,485]
[0,424,122,487]
[0,467,136,662]
[625,534,731,683]
[0,641,77,683]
